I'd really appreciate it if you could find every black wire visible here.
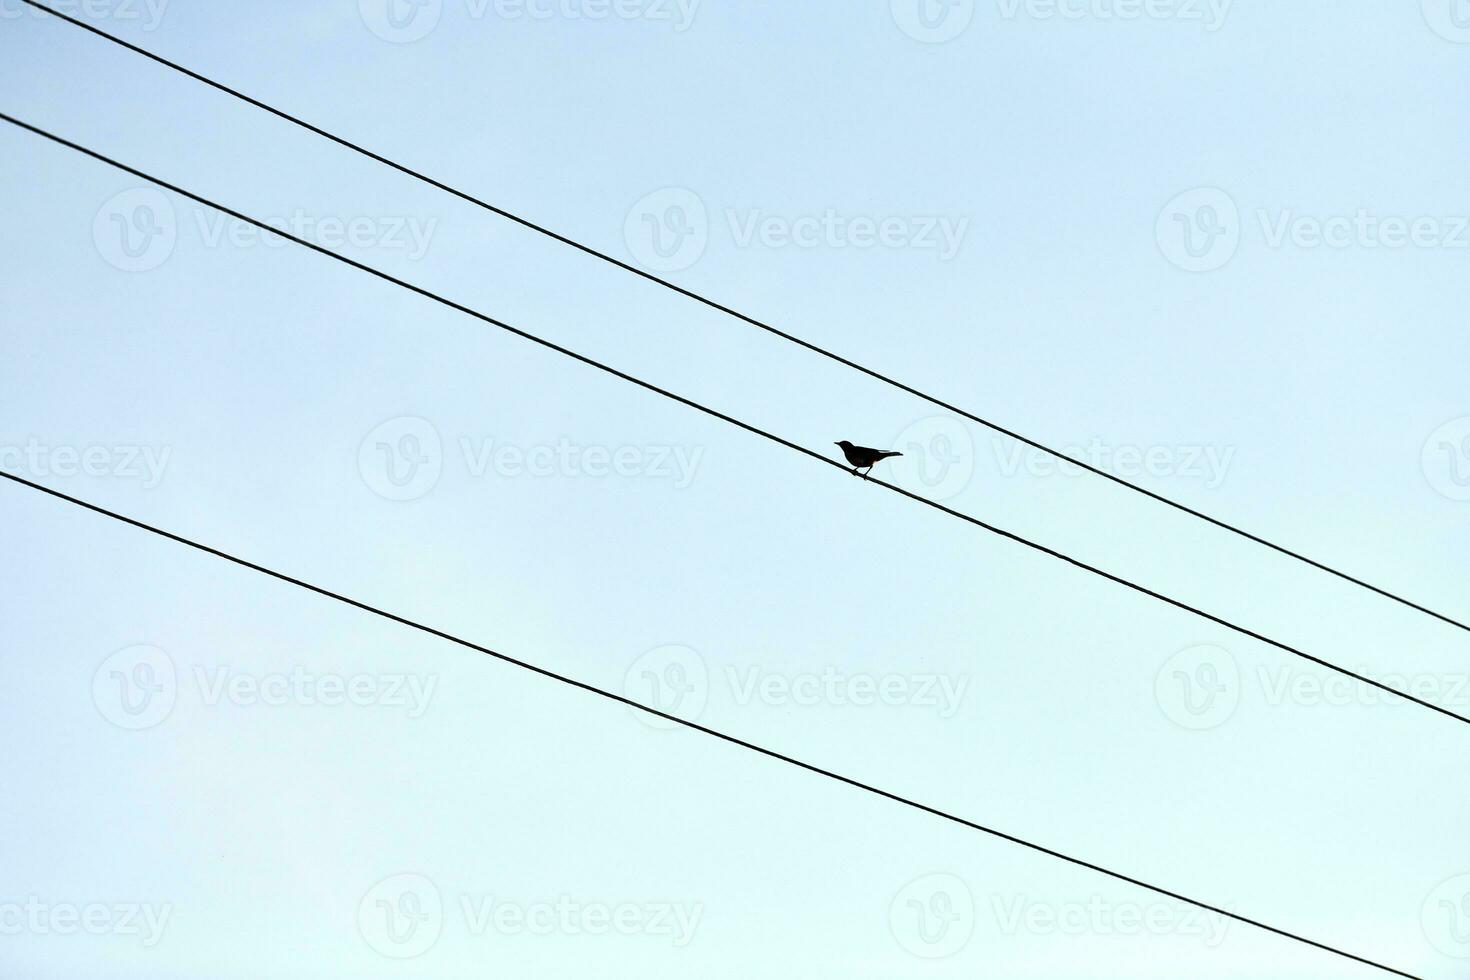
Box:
[0,470,1421,980]
[1,109,1463,734]
[16,0,1468,640]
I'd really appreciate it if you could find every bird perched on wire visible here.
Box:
[835,440,902,479]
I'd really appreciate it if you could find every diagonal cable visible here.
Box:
[14,0,1468,638]
[0,109,1462,730]
[0,469,1422,980]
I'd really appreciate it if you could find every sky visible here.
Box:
[2,1,1469,977]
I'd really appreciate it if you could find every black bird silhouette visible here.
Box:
[835,440,902,479]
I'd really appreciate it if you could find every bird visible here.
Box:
[835,440,902,479]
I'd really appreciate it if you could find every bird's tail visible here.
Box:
[878,451,903,459]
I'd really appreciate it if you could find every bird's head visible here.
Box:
[835,440,853,450]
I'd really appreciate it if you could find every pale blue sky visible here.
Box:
[2,1,1469,977]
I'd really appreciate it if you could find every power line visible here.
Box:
[17,0,1469,640]
[0,471,1420,980]
[2,110,1463,733]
